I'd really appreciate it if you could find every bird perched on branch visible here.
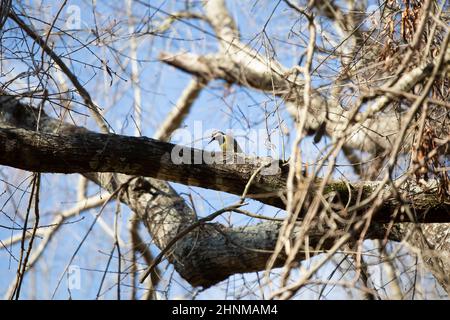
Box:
[208,130,243,154]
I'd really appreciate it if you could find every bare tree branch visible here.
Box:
[153,77,207,141]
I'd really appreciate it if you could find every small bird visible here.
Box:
[208,130,243,154]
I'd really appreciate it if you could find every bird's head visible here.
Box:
[208,130,225,145]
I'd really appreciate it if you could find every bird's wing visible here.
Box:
[233,138,243,153]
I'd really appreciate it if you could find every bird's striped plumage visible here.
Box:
[209,130,243,153]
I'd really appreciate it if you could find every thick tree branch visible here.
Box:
[0,96,442,290]
[1,97,449,223]
[0,126,287,208]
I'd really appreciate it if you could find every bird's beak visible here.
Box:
[208,137,214,144]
